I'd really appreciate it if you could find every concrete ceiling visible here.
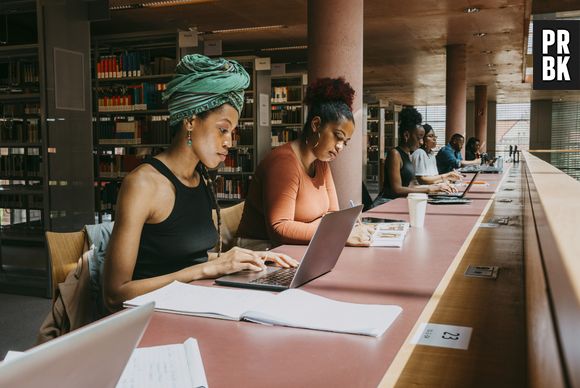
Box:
[93,0,580,105]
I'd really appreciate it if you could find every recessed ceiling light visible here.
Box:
[487,63,496,67]
[464,7,480,13]
[210,25,287,34]
[481,50,493,54]
[261,45,308,52]
[473,32,487,37]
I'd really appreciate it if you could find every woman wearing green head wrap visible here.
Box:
[103,54,297,311]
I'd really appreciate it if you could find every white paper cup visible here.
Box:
[407,193,428,228]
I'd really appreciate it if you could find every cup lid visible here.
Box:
[408,193,428,199]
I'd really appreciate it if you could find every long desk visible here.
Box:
[139,171,521,387]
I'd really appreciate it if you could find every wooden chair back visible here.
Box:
[45,230,87,300]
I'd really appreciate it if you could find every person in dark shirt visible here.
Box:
[104,55,296,311]
[436,133,481,174]
[377,107,452,203]
[465,137,481,161]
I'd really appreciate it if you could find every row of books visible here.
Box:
[234,122,254,146]
[240,97,254,119]
[0,209,42,227]
[271,105,302,124]
[96,181,121,212]
[0,118,40,143]
[271,128,299,147]
[367,121,379,132]
[215,176,250,200]
[367,107,380,120]
[0,194,43,209]
[95,54,176,79]
[94,115,171,145]
[0,154,43,177]
[367,134,379,147]
[0,60,39,86]
[217,149,253,173]
[95,83,166,112]
[97,155,142,178]
[271,86,301,103]
[1,103,41,116]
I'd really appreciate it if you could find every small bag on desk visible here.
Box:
[37,250,95,344]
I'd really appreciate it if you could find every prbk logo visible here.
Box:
[533,20,580,90]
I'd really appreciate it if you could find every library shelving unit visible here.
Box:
[1,1,95,296]
[365,104,382,184]
[270,74,306,149]
[384,107,398,150]
[91,31,177,222]
[214,57,258,205]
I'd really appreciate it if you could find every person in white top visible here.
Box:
[411,124,462,185]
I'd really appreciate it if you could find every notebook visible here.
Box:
[428,172,479,205]
[0,303,154,388]
[124,281,403,337]
[215,205,363,291]
[368,221,410,247]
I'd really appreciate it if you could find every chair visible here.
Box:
[212,201,245,252]
[45,230,87,300]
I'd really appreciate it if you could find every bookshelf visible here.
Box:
[92,32,176,222]
[270,74,306,149]
[1,1,94,296]
[365,104,382,184]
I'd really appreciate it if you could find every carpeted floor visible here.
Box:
[0,293,51,361]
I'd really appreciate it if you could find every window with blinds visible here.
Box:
[551,102,580,180]
[415,105,446,151]
[496,103,530,158]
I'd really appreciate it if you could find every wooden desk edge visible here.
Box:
[377,167,511,387]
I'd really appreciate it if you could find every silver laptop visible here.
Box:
[428,172,479,204]
[0,302,154,388]
[215,205,363,291]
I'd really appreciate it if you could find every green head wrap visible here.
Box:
[163,54,250,126]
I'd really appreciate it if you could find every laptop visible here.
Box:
[428,172,479,205]
[0,303,154,388]
[215,205,363,291]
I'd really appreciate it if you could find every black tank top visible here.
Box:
[132,158,218,280]
[382,146,415,199]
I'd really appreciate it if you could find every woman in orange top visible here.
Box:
[237,78,371,247]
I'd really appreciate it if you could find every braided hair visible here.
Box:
[196,162,222,257]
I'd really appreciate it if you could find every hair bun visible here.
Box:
[399,106,422,131]
[304,77,355,110]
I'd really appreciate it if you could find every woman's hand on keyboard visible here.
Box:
[204,247,298,277]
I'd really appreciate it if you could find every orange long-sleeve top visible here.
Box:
[237,143,339,245]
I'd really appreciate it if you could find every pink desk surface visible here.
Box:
[139,176,503,388]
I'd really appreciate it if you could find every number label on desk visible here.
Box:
[410,323,473,350]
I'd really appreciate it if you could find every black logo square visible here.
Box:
[533,20,580,90]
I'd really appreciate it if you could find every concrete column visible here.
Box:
[308,0,363,207]
[474,85,488,152]
[445,44,467,145]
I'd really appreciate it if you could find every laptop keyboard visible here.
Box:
[250,267,297,287]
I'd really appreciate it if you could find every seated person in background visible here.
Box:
[436,133,481,174]
[411,124,462,185]
[103,54,297,312]
[465,137,481,161]
[237,77,372,247]
[377,107,453,202]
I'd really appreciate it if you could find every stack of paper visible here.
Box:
[124,281,403,337]
[370,222,410,247]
